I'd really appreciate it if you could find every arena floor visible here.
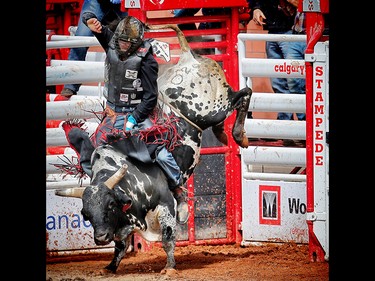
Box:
[46,242,329,280]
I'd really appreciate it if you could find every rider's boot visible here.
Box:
[61,121,95,178]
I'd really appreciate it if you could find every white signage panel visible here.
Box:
[46,190,114,252]
[242,180,308,243]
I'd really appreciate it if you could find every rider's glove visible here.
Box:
[125,115,137,131]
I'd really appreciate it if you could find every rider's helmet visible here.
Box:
[114,16,145,57]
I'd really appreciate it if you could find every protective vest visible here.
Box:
[104,41,151,107]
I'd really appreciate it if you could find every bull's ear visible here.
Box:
[114,188,132,212]
[122,202,132,212]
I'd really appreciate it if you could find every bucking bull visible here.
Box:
[55,24,252,275]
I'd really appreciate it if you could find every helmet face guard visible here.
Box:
[114,16,145,57]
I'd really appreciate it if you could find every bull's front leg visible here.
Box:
[105,226,134,273]
[158,209,177,275]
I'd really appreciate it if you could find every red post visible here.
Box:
[304,0,329,262]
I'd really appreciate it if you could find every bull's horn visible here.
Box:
[104,164,128,189]
[55,187,85,198]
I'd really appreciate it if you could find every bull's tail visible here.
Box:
[146,24,190,53]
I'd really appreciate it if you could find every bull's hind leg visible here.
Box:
[158,208,177,274]
[232,88,252,148]
[105,235,132,273]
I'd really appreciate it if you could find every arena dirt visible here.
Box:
[46,242,329,280]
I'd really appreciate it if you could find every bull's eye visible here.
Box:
[108,200,116,212]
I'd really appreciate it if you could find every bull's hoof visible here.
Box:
[160,268,178,276]
[104,264,117,274]
[91,268,115,276]
[240,135,249,148]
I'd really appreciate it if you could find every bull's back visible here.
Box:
[92,144,171,195]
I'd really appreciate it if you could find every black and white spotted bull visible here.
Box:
[55,24,252,275]
[150,24,252,183]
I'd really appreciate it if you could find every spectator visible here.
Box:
[60,0,128,97]
[251,0,306,146]
[66,12,189,224]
